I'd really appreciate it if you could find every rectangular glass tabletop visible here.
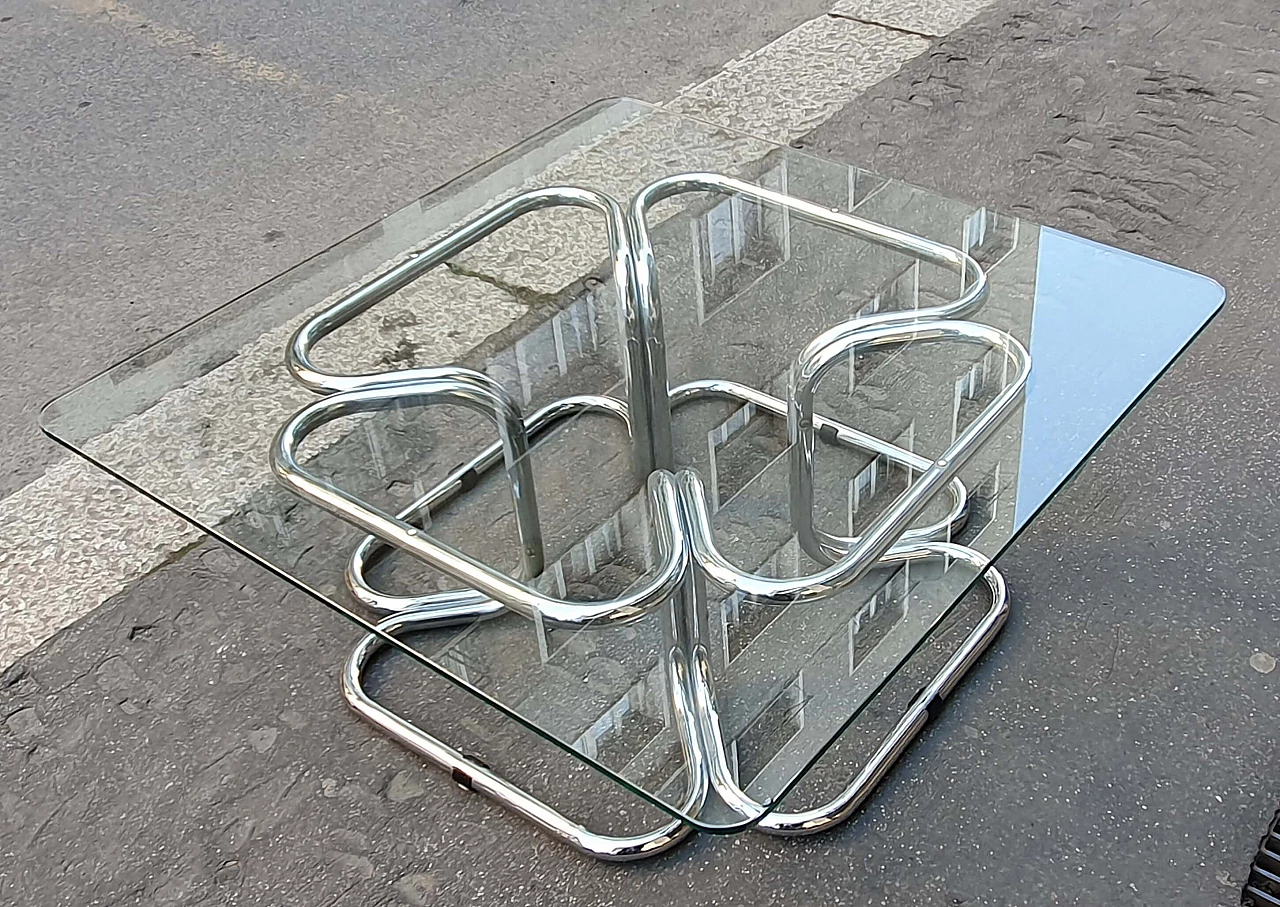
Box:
[39,98,1224,833]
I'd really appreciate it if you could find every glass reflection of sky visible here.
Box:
[1015,227,1225,524]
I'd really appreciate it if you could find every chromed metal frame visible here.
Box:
[343,606,706,861]
[627,172,990,481]
[270,175,1031,860]
[345,393,629,619]
[286,186,635,397]
[271,379,687,630]
[342,544,1007,855]
[684,542,1009,836]
[680,320,1029,607]
[346,378,969,617]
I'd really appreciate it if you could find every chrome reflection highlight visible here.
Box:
[270,175,1030,859]
[343,607,706,861]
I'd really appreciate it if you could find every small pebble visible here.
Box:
[385,769,426,802]
[6,707,44,741]
[1249,651,1275,674]
[248,726,279,752]
[394,873,439,906]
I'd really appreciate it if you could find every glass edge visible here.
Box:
[32,90,1232,830]
[749,290,1228,821]
[1040,226,1231,306]
[39,94,1228,437]
[36,96,642,440]
[651,97,1231,311]
[35,424,743,830]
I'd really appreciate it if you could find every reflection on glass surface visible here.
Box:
[1015,228,1224,523]
[38,98,1223,833]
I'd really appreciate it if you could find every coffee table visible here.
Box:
[40,98,1224,861]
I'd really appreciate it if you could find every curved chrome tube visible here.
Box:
[346,380,966,619]
[657,542,1006,832]
[276,374,545,585]
[789,320,1029,576]
[625,170,990,483]
[757,546,1008,835]
[668,378,970,548]
[272,379,689,629]
[287,186,636,396]
[342,607,706,861]
[682,320,1030,606]
[346,394,629,617]
[630,172,989,324]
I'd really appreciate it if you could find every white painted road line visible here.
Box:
[0,0,1000,670]
[450,115,774,295]
[831,0,999,38]
[669,15,928,142]
[1,267,523,669]
[453,14,932,294]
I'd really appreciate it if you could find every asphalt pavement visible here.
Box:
[4,0,1280,904]
[0,0,831,496]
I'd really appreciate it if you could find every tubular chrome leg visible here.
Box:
[756,558,1008,835]
[638,544,1005,835]
[789,321,1029,572]
[672,320,1029,609]
[346,381,966,622]
[672,542,1006,834]
[343,608,708,861]
[346,394,629,618]
[273,382,690,630]
[621,205,675,481]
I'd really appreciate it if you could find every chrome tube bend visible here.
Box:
[287,185,635,396]
[345,394,629,618]
[669,542,1006,833]
[627,170,989,531]
[629,172,988,327]
[272,380,690,629]
[348,378,971,620]
[758,546,1009,835]
[343,608,706,861]
[680,320,1030,606]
